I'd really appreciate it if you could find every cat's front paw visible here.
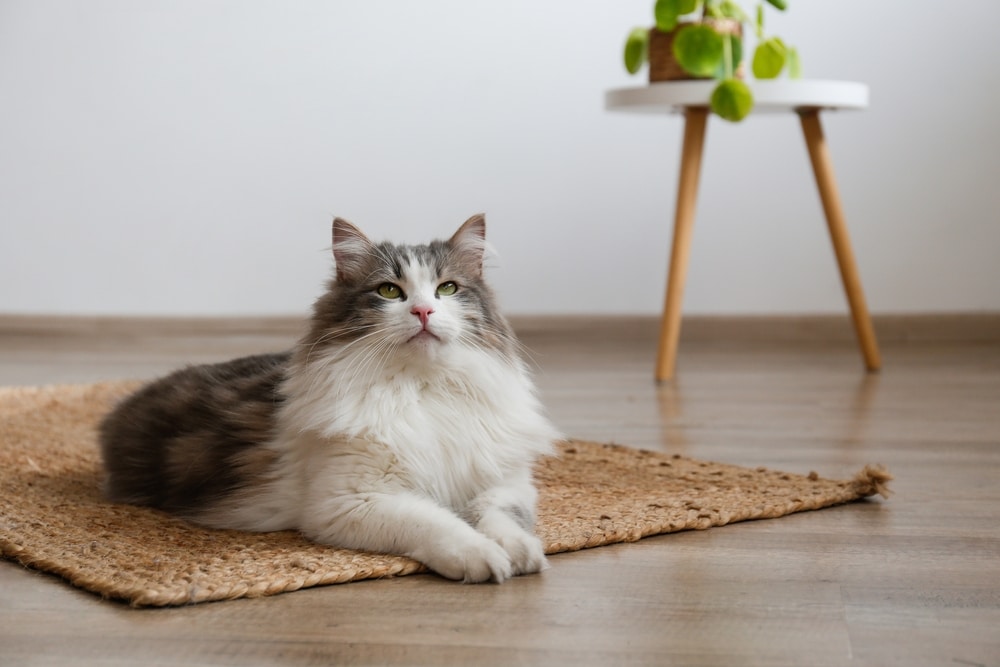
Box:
[494,529,547,576]
[473,510,548,576]
[417,535,514,584]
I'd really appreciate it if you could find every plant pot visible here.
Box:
[648,18,744,83]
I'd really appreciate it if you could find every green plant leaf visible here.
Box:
[655,14,678,32]
[623,28,650,75]
[654,0,699,32]
[755,3,764,38]
[752,36,787,79]
[764,0,788,10]
[718,0,750,22]
[654,0,677,32]
[711,78,754,122]
[672,24,725,77]
[787,46,801,78]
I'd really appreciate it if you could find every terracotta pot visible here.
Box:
[648,18,744,83]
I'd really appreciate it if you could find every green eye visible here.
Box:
[377,283,403,299]
[436,281,458,297]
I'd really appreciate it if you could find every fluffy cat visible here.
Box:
[99,214,561,583]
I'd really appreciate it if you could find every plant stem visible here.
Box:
[723,31,733,79]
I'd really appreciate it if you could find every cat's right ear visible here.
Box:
[332,217,373,283]
[449,213,487,277]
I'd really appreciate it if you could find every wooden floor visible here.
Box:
[1,316,998,667]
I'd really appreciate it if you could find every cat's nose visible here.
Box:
[411,305,434,328]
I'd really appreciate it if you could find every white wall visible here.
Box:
[2,0,998,317]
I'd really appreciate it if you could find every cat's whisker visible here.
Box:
[453,322,525,369]
[302,326,398,397]
[306,324,392,368]
[331,323,406,389]
[340,337,393,392]
[303,322,380,364]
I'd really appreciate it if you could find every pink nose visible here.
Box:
[411,305,434,327]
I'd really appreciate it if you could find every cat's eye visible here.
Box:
[376,283,403,300]
[436,281,458,297]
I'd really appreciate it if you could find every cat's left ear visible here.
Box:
[449,213,487,276]
[332,217,374,283]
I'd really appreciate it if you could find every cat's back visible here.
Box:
[99,352,290,514]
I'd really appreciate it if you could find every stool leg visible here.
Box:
[799,109,882,372]
[656,107,709,382]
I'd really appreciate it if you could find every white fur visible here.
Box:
[211,264,560,583]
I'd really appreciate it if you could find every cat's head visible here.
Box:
[305,214,517,365]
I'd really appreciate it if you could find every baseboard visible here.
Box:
[0,313,997,344]
[0,315,304,339]
[670,313,1000,344]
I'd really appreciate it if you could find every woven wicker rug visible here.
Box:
[0,382,891,607]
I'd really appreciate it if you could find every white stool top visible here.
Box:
[605,79,869,115]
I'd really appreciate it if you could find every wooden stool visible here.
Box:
[606,80,882,382]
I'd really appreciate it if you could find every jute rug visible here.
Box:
[0,382,891,607]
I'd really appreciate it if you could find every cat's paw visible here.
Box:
[474,512,548,576]
[419,535,513,584]
[494,529,548,576]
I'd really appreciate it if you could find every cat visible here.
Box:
[99,214,561,583]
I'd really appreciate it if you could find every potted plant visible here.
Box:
[623,0,801,122]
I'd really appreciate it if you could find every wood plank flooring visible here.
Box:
[1,316,998,666]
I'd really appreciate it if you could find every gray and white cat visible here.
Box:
[99,214,560,583]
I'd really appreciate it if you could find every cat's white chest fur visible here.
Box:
[341,371,523,506]
[278,345,558,515]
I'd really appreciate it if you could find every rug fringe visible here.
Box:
[851,464,893,499]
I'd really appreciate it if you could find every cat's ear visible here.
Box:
[449,213,487,276]
[332,217,373,283]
